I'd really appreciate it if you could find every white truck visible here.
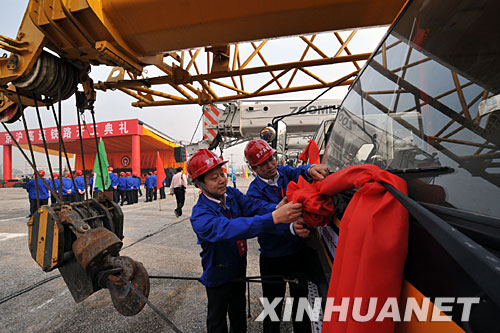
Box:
[188,99,341,160]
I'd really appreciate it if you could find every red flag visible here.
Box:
[298,139,321,164]
[156,151,166,189]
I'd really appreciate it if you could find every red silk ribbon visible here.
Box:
[288,164,409,333]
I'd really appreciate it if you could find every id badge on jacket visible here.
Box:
[236,240,247,255]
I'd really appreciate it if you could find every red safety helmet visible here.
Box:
[154,171,157,174]
[38,170,45,176]
[52,173,59,178]
[108,166,114,171]
[244,139,276,167]
[76,170,83,176]
[133,172,138,177]
[187,149,227,180]
[126,171,131,176]
[120,172,125,176]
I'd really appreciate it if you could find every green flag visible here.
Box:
[92,138,111,191]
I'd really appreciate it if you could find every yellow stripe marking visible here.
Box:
[27,217,33,247]
[35,208,48,267]
[51,218,59,267]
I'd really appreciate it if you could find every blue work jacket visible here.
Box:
[109,173,119,188]
[126,176,135,190]
[61,177,74,196]
[26,178,50,199]
[246,165,310,258]
[75,176,86,192]
[134,177,141,189]
[152,175,157,188]
[144,176,156,188]
[49,178,60,196]
[118,177,127,190]
[191,187,276,287]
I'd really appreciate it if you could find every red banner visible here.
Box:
[0,119,140,145]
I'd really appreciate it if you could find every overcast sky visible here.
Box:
[0,1,387,174]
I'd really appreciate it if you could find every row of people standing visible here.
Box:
[26,167,173,216]
[48,170,88,204]
[116,170,142,206]
[26,169,89,217]
[144,171,158,202]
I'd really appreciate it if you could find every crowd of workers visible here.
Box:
[25,139,327,332]
[25,167,176,217]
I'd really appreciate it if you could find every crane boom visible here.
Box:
[0,0,406,120]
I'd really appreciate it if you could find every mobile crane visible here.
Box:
[1,0,499,332]
[189,99,340,161]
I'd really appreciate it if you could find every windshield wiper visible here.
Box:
[387,166,454,179]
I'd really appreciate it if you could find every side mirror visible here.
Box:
[260,126,276,141]
[355,143,375,162]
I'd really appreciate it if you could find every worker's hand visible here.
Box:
[293,220,310,238]
[308,164,329,181]
[272,201,302,224]
[68,190,72,193]
[276,196,288,209]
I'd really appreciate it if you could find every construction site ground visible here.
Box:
[0,179,294,332]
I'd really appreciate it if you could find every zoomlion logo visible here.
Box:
[289,105,337,115]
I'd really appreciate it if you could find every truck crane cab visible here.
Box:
[309,0,500,331]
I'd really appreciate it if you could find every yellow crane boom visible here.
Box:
[0,0,406,119]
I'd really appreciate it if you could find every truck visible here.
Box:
[305,0,500,331]
[1,0,499,331]
[189,99,340,162]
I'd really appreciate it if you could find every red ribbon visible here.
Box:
[288,164,408,333]
[286,176,334,227]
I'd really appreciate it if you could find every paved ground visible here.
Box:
[0,181,293,332]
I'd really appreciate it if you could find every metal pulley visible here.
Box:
[13,51,79,101]
[27,196,150,316]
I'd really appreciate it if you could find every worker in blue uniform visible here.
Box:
[49,172,60,205]
[125,171,134,205]
[108,167,119,203]
[26,170,50,217]
[62,173,75,202]
[152,171,158,200]
[188,148,303,333]
[244,139,328,333]
[144,171,154,202]
[132,172,140,203]
[159,172,166,199]
[117,172,127,206]
[74,170,86,201]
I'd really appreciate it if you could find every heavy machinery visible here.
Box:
[308,0,500,331]
[1,0,499,331]
[0,0,407,320]
[28,195,150,316]
[190,99,340,160]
